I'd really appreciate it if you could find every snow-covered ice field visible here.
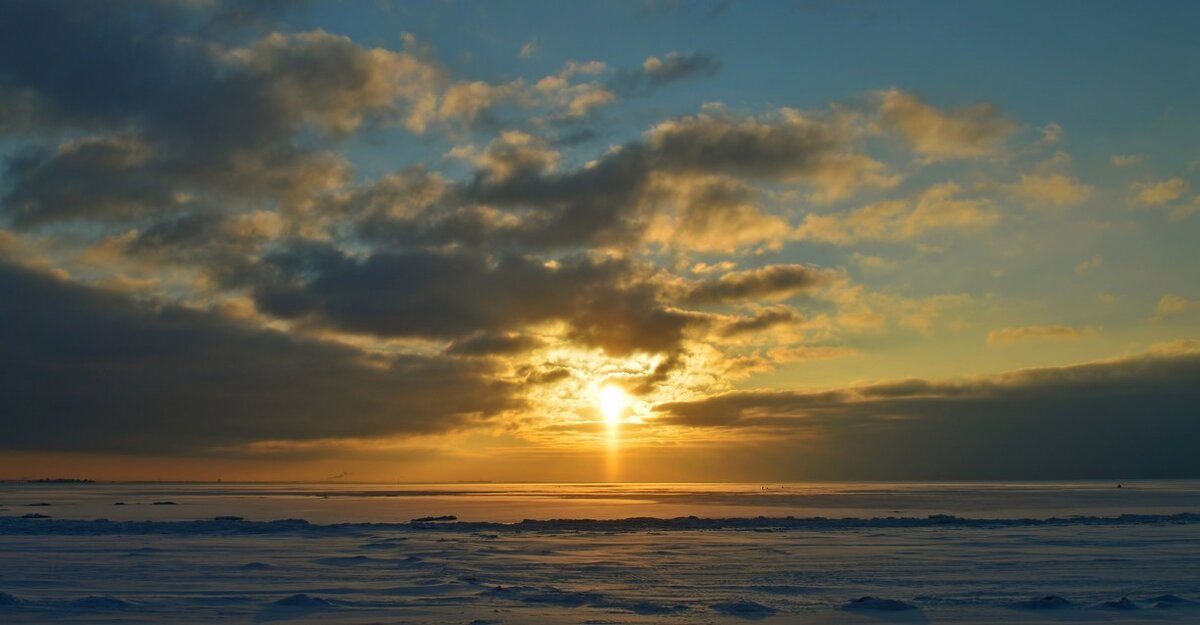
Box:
[1,481,1198,623]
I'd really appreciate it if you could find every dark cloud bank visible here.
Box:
[0,258,517,455]
[4,241,1194,478]
[658,348,1200,479]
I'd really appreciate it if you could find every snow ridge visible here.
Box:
[2,512,1198,536]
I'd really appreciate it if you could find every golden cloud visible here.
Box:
[986,324,1093,345]
[877,89,1015,161]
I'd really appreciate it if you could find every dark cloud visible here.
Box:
[447,332,545,356]
[552,128,598,147]
[684,265,826,304]
[0,1,412,226]
[117,210,287,291]
[0,257,518,455]
[610,51,721,95]
[630,352,684,395]
[3,137,182,226]
[131,212,237,252]
[647,112,840,179]
[0,1,384,139]
[719,306,800,336]
[342,168,503,250]
[347,147,650,251]
[656,347,1200,479]
[455,143,656,249]
[0,1,209,133]
[521,367,573,385]
[360,111,848,253]
[564,282,692,355]
[249,244,693,355]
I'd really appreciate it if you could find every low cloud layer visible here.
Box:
[0,258,518,454]
[656,345,1200,479]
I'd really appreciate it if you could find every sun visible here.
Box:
[597,384,628,425]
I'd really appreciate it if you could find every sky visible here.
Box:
[0,0,1197,482]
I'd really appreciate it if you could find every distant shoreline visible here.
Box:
[3,478,1199,485]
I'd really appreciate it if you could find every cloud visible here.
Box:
[718,306,801,337]
[432,80,522,128]
[806,153,903,203]
[635,108,898,242]
[1110,153,1145,167]
[1038,122,1063,145]
[683,264,828,304]
[374,105,878,253]
[1170,195,1200,221]
[249,245,693,356]
[1129,177,1187,208]
[655,344,1200,479]
[877,89,1015,161]
[610,51,720,94]
[1154,293,1199,319]
[642,51,720,82]
[641,174,791,252]
[986,324,1093,345]
[1008,172,1093,208]
[123,209,287,276]
[691,261,737,274]
[0,4,634,231]
[533,73,616,118]
[765,345,859,363]
[0,4,432,225]
[448,131,561,182]
[646,108,844,180]
[796,182,999,244]
[4,135,184,225]
[228,30,435,134]
[1074,255,1103,273]
[447,332,545,356]
[518,39,538,59]
[0,257,519,455]
[410,57,619,129]
[397,143,656,249]
[0,1,267,132]
[852,253,898,273]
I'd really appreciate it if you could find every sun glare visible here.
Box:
[598,385,628,425]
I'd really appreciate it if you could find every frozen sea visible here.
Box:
[1,480,1198,623]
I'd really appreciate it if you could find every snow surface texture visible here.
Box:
[0,481,1198,623]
